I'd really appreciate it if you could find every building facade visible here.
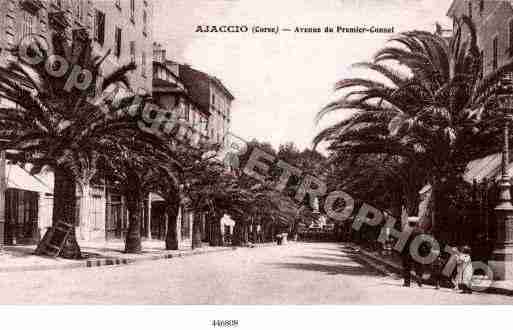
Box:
[93,0,153,94]
[150,43,236,248]
[0,1,236,248]
[0,0,154,245]
[78,0,154,241]
[0,0,152,94]
[447,0,513,77]
[176,63,235,149]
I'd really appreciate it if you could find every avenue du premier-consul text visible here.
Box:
[195,25,395,34]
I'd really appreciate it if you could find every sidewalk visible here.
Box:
[0,239,240,273]
[347,243,513,296]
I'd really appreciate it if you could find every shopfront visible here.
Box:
[2,164,53,245]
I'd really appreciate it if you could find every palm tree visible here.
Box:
[315,17,511,236]
[98,130,182,253]
[0,31,148,258]
[325,153,424,219]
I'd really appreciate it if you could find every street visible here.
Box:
[0,243,510,304]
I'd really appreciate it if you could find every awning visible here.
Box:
[149,192,165,202]
[463,153,507,184]
[5,164,53,194]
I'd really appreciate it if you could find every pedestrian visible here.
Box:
[431,249,444,290]
[401,218,424,288]
[456,245,473,294]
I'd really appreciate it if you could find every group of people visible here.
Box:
[401,223,474,294]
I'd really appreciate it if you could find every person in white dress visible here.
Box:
[455,246,473,294]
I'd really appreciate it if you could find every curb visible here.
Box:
[350,244,513,297]
[0,247,237,273]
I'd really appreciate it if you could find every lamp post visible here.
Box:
[491,90,513,280]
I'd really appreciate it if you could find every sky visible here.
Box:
[153,0,452,151]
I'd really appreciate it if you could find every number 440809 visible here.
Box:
[211,320,239,327]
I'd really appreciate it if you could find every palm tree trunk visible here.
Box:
[35,166,81,259]
[209,212,224,246]
[165,202,179,250]
[242,223,249,245]
[124,174,143,253]
[77,182,92,241]
[192,212,202,249]
[232,221,242,246]
[431,176,438,237]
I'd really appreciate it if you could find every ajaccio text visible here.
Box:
[196,25,249,33]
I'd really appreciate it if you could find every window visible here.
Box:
[141,52,146,77]
[184,103,190,121]
[480,0,484,15]
[93,10,105,45]
[130,41,136,64]
[479,50,484,79]
[509,20,513,57]
[468,2,472,19]
[75,1,82,19]
[493,36,498,70]
[21,10,35,40]
[130,0,135,23]
[115,27,122,58]
[212,93,216,105]
[143,10,148,36]
[115,0,121,10]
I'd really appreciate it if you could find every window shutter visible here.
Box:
[130,41,136,63]
[510,20,513,57]
[95,10,105,46]
[115,27,122,57]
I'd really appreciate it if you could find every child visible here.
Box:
[456,245,473,294]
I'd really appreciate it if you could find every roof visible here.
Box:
[153,61,182,81]
[151,78,209,117]
[152,78,187,93]
[209,76,235,101]
[179,64,235,101]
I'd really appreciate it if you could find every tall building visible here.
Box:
[447,0,513,76]
[93,0,153,94]
[0,0,152,91]
[0,0,154,244]
[149,43,236,248]
[177,63,235,149]
[152,43,209,142]
[447,0,513,280]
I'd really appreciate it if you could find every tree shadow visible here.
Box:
[294,256,354,263]
[1,245,37,258]
[267,262,385,277]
